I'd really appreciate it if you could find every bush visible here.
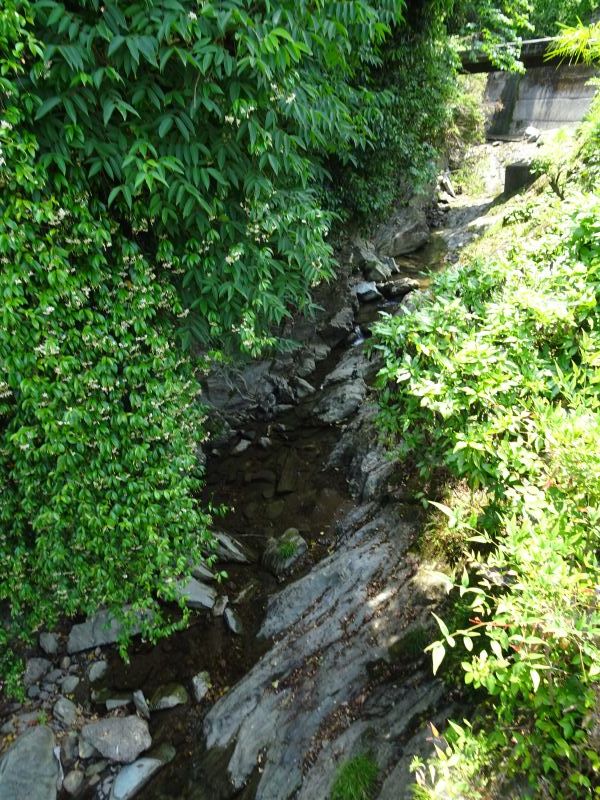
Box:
[372,95,600,797]
[0,3,212,693]
[330,754,379,800]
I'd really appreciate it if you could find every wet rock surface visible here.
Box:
[0,725,59,800]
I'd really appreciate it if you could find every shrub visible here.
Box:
[372,94,600,797]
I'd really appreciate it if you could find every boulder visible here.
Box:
[175,577,217,611]
[374,205,429,257]
[68,609,147,654]
[210,531,255,564]
[63,769,84,796]
[0,725,59,800]
[354,281,381,303]
[53,696,78,726]
[110,744,175,800]
[81,716,151,764]
[88,660,108,683]
[312,379,367,425]
[192,672,212,703]
[224,608,243,636]
[39,632,59,656]
[149,683,189,711]
[23,657,51,686]
[262,529,308,576]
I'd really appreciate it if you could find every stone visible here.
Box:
[504,160,535,194]
[109,744,175,800]
[24,657,51,686]
[59,656,71,671]
[232,438,252,454]
[61,675,80,694]
[63,769,84,796]
[28,685,41,700]
[378,276,420,299]
[410,565,453,604]
[176,577,217,611]
[294,378,315,399]
[149,683,189,711]
[53,696,78,726]
[524,124,541,142]
[262,529,308,576]
[224,608,243,635]
[79,738,99,760]
[0,725,59,800]
[81,716,151,764]
[312,379,367,425]
[212,595,228,617]
[39,632,59,656]
[85,760,108,777]
[133,690,150,720]
[191,562,215,582]
[68,609,147,654]
[374,204,429,257]
[191,672,212,703]
[210,531,255,564]
[61,732,79,766]
[265,499,285,520]
[88,660,108,683]
[354,281,381,303]
[259,436,272,449]
[45,668,65,684]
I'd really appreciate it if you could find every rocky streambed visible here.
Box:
[1,143,518,800]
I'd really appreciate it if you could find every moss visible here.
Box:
[330,754,379,800]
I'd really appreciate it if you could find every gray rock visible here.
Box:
[212,595,228,617]
[191,672,212,703]
[88,660,108,684]
[28,685,41,700]
[294,377,315,399]
[378,276,420,299]
[262,529,308,576]
[81,717,151,764]
[149,683,189,711]
[79,738,99,760]
[45,668,65,684]
[61,732,79,766]
[106,696,132,711]
[39,632,59,656]
[61,675,80,694]
[109,745,175,800]
[85,760,108,777]
[354,281,381,303]
[277,450,302,494]
[210,531,255,564]
[224,608,243,635]
[67,609,146,654]
[132,690,150,720]
[0,725,59,800]
[59,656,71,671]
[191,562,215,582]
[200,504,449,800]
[63,769,84,796]
[374,204,429,257]
[176,577,217,610]
[232,438,252,454]
[312,379,367,425]
[24,657,51,686]
[53,696,78,726]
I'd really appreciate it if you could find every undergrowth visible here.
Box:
[372,83,600,798]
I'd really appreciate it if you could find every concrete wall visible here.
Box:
[485,64,597,138]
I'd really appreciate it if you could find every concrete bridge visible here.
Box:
[460,38,598,139]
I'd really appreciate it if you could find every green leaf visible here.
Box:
[431,643,445,675]
[35,96,62,120]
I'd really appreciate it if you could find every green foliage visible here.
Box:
[19,0,405,352]
[330,754,379,800]
[530,0,598,36]
[373,99,600,796]
[0,0,212,692]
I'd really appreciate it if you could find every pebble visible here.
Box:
[23,657,51,686]
[60,656,72,670]
[63,769,85,796]
[54,696,78,726]
[88,660,108,683]
[61,675,80,694]
[133,690,150,721]
[191,671,212,703]
[224,607,243,635]
[39,632,59,656]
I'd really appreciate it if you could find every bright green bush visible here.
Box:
[0,2,212,693]
[372,101,600,796]
[330,754,379,800]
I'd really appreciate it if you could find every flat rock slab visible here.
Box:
[110,745,175,800]
[81,716,151,763]
[200,505,449,800]
[0,725,58,800]
[68,609,145,654]
[176,577,217,611]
